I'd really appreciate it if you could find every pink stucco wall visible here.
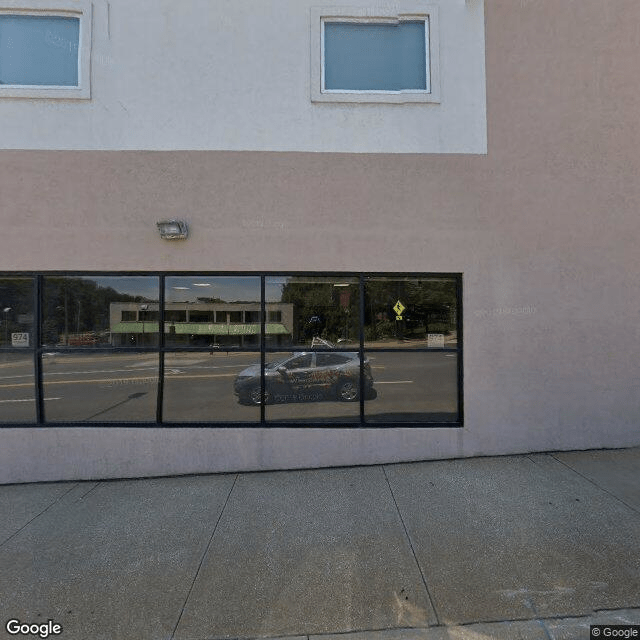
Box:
[0,0,638,482]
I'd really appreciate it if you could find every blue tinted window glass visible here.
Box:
[0,15,79,86]
[324,21,426,91]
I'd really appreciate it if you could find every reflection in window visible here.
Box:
[316,353,352,367]
[189,310,214,323]
[139,310,159,322]
[324,21,427,91]
[364,352,458,423]
[282,354,312,369]
[163,352,260,423]
[165,276,261,348]
[0,353,35,422]
[0,15,79,86]
[43,353,158,422]
[43,276,159,347]
[165,309,187,323]
[364,278,457,347]
[265,276,359,348]
[0,273,461,426]
[0,277,34,347]
[257,351,361,424]
[244,310,261,324]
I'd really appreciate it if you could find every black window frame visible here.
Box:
[0,272,463,429]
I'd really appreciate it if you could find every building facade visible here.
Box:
[109,302,294,347]
[0,0,638,483]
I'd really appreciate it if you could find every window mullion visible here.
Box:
[260,275,266,424]
[34,274,44,424]
[359,274,365,425]
[157,275,165,424]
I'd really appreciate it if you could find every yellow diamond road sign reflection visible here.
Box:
[393,300,405,316]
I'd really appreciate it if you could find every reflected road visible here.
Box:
[0,351,458,423]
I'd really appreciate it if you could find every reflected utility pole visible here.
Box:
[3,307,11,345]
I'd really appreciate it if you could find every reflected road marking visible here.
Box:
[0,373,415,389]
[0,363,248,381]
[0,373,239,389]
[0,397,61,403]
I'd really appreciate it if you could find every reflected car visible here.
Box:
[234,351,375,405]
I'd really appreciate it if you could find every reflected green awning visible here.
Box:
[109,322,289,336]
[110,322,159,333]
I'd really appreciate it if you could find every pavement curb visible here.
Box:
[208,608,640,640]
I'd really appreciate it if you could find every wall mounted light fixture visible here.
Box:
[157,220,188,240]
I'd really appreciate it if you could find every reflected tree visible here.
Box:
[0,278,33,345]
[280,280,359,344]
[365,279,457,341]
[42,278,145,345]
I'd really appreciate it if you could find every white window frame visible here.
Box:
[311,5,440,104]
[0,0,91,99]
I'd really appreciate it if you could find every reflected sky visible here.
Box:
[265,276,359,303]
[84,276,263,304]
[82,276,368,304]
[165,277,260,304]
[78,276,159,301]
[77,276,460,306]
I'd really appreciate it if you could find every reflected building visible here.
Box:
[109,302,294,347]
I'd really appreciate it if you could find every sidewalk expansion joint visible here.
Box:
[438,606,640,628]
[549,453,640,516]
[381,464,440,626]
[0,482,80,548]
[179,609,640,640]
[215,608,640,640]
[169,472,240,640]
[73,481,101,502]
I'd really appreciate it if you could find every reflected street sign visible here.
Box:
[393,300,405,320]
[11,332,29,347]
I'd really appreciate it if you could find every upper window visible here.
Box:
[311,6,440,104]
[0,0,91,98]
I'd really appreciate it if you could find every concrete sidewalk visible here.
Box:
[0,448,639,640]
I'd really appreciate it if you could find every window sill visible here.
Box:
[0,84,90,99]
[311,90,440,104]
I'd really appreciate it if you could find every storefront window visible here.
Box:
[43,276,159,347]
[0,277,34,346]
[165,276,261,348]
[0,277,36,422]
[364,351,458,423]
[265,275,359,348]
[0,273,461,427]
[364,277,457,347]
[260,351,361,424]
[43,353,158,422]
[0,352,35,422]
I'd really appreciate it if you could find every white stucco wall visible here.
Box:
[0,0,486,153]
